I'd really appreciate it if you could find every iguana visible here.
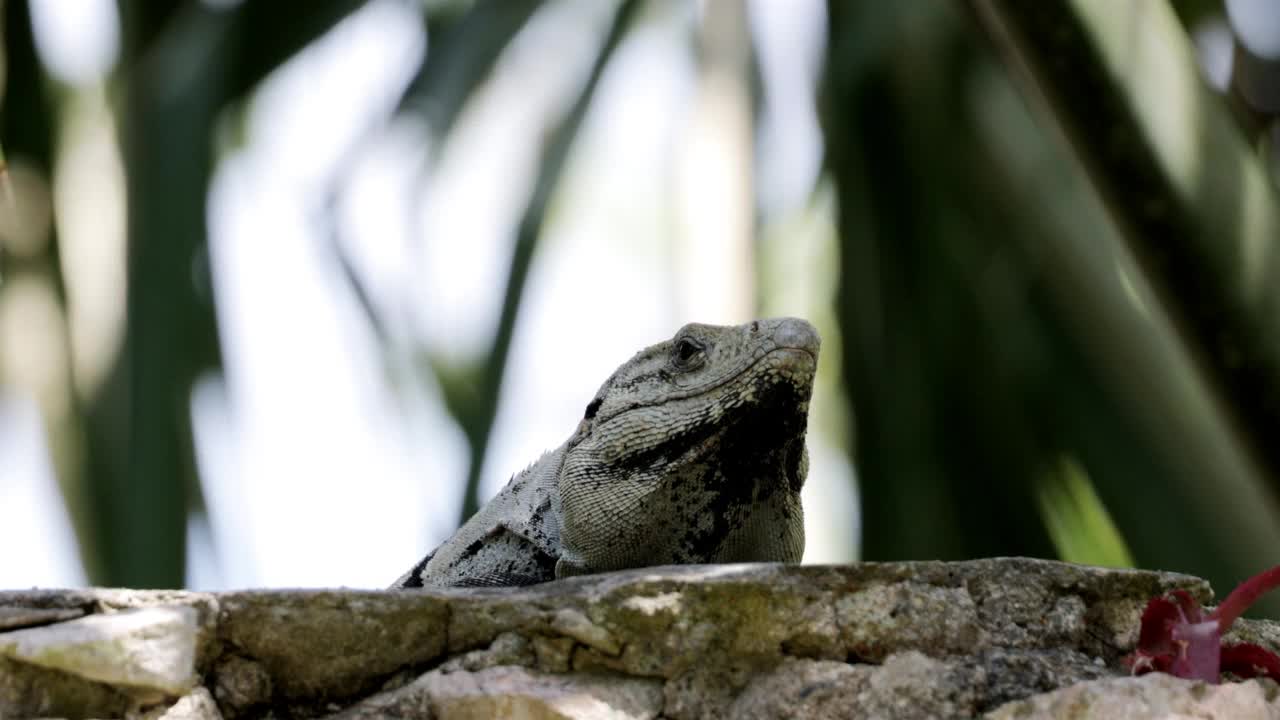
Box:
[391,317,820,588]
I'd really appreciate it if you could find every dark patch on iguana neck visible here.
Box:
[391,317,820,589]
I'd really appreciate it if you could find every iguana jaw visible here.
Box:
[585,339,817,468]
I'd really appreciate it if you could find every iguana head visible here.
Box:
[556,317,820,577]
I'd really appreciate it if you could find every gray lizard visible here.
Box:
[391,316,820,588]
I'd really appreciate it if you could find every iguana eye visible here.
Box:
[583,398,602,420]
[672,337,704,369]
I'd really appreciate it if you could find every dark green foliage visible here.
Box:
[3,0,1278,600]
[1,0,99,578]
[3,0,372,587]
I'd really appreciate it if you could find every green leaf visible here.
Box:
[1035,457,1134,568]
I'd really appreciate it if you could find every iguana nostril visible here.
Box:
[772,318,820,355]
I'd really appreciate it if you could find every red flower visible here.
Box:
[1127,566,1280,683]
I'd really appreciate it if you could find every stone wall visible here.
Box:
[2,558,1277,719]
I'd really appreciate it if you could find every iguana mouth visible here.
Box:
[596,348,815,469]
[768,346,819,372]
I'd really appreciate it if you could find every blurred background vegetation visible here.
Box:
[2,0,1279,614]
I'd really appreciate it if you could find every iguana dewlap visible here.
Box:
[392,317,820,588]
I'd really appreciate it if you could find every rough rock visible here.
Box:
[0,558,1270,719]
[0,654,135,718]
[332,665,663,720]
[158,687,224,720]
[729,652,984,719]
[216,589,449,702]
[211,653,273,716]
[0,605,86,631]
[988,672,1280,719]
[0,605,198,695]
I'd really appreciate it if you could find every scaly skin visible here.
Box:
[392,317,820,588]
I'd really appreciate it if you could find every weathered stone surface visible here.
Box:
[0,588,220,667]
[211,653,273,717]
[216,589,449,703]
[1231,615,1280,657]
[0,559,1260,719]
[730,653,979,719]
[988,673,1280,719]
[728,649,1114,720]
[158,687,224,720]
[0,605,85,631]
[0,654,134,718]
[438,632,535,674]
[0,605,198,695]
[970,646,1113,707]
[332,665,663,720]
[0,588,218,624]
